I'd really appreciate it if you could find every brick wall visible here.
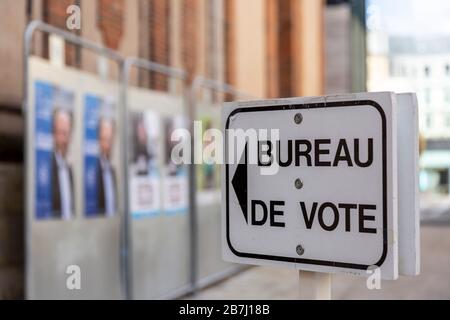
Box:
[97,0,125,50]
[42,0,81,67]
[148,0,170,91]
[224,0,235,100]
[277,0,293,98]
[265,0,294,98]
[205,0,225,102]
[266,0,279,98]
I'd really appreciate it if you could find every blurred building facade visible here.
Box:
[368,35,450,139]
[0,0,325,154]
[324,1,351,94]
[368,30,450,194]
[0,0,325,298]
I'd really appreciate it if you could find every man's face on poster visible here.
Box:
[137,121,147,147]
[53,110,72,157]
[99,119,115,160]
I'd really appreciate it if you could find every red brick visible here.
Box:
[224,0,235,100]
[181,0,198,82]
[42,0,80,67]
[148,0,170,91]
[97,0,125,50]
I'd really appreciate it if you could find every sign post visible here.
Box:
[298,271,331,300]
[222,92,420,299]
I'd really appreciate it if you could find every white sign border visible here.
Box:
[222,93,399,280]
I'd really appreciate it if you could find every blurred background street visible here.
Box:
[190,225,450,300]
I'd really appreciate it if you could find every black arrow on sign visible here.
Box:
[232,142,248,223]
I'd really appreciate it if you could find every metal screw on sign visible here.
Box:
[294,113,303,124]
[296,245,305,256]
[295,178,303,190]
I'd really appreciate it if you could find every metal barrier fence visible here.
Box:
[23,21,253,299]
[122,58,191,300]
[188,77,255,291]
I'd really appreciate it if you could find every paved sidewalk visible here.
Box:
[190,225,450,300]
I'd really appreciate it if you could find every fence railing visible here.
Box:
[23,20,254,299]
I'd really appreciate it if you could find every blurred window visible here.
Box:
[366,0,450,195]
[427,114,433,128]
[401,65,407,77]
[446,114,450,127]
[445,87,450,103]
[425,88,431,104]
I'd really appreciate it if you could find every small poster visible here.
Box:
[163,116,188,215]
[196,116,221,206]
[129,111,161,218]
[84,94,118,217]
[35,80,76,220]
[198,117,221,190]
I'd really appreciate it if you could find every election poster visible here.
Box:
[84,94,119,218]
[162,116,188,215]
[34,80,76,220]
[129,111,161,218]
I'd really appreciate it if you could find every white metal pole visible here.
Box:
[298,271,331,300]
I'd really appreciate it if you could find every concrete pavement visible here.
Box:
[189,225,450,300]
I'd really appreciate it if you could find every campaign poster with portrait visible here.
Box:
[163,116,188,215]
[84,94,118,218]
[35,80,76,220]
[129,111,161,218]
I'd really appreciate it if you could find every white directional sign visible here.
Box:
[222,92,412,280]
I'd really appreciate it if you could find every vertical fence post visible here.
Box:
[186,83,199,294]
[119,59,132,300]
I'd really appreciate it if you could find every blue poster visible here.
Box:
[84,95,101,217]
[84,94,118,217]
[35,81,54,219]
[35,80,75,220]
